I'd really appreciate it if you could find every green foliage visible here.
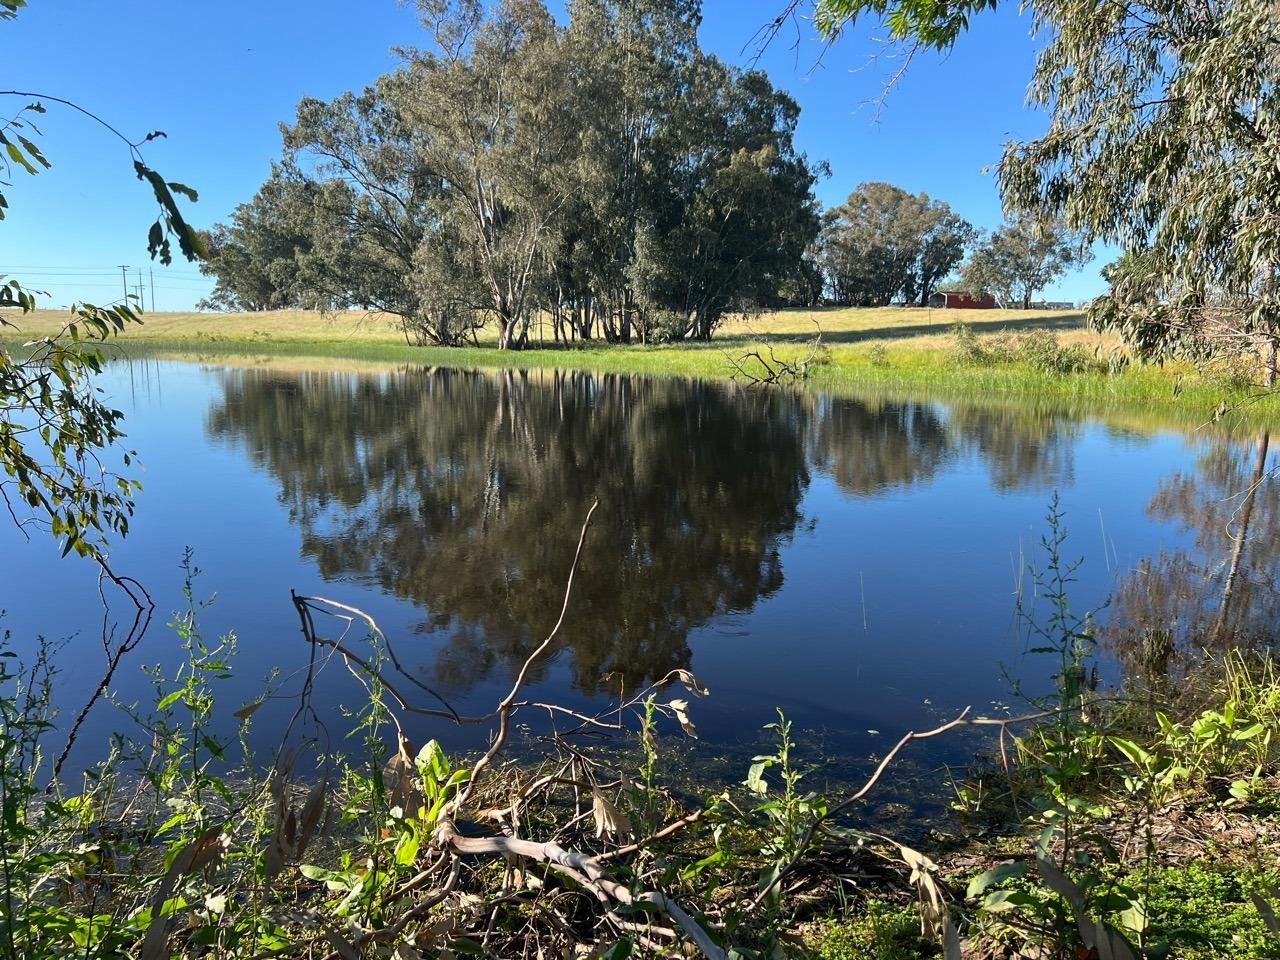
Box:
[946,323,1101,376]
[812,0,998,51]
[1142,863,1280,960]
[806,901,934,960]
[2,18,202,556]
[812,0,1280,378]
[960,214,1088,310]
[821,181,973,307]
[202,0,820,348]
[0,287,143,557]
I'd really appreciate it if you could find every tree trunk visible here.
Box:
[497,315,519,350]
[1266,335,1278,387]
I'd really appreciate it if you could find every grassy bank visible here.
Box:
[7,305,1279,432]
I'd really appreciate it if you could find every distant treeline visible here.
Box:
[197,0,1084,347]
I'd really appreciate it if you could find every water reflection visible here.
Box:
[1103,431,1278,693]
[205,365,1275,710]
[806,396,952,495]
[208,369,809,694]
[204,368,1099,698]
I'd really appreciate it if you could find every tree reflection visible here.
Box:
[208,368,809,695]
[1104,431,1278,693]
[947,406,1078,492]
[806,396,952,494]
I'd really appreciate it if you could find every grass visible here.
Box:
[5,304,1280,432]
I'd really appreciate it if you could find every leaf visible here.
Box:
[1095,920,1137,960]
[156,689,184,710]
[296,778,327,858]
[966,861,1027,898]
[674,669,709,696]
[1109,737,1151,768]
[1036,857,1086,913]
[325,929,360,960]
[1252,889,1280,935]
[668,698,698,738]
[592,789,633,839]
[233,700,261,720]
[4,139,37,175]
[943,916,962,960]
[139,826,222,960]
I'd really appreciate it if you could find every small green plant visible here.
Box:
[806,900,934,960]
[744,709,829,913]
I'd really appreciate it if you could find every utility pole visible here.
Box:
[137,269,144,311]
[150,267,155,312]
[118,265,129,302]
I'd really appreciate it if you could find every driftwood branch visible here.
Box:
[725,320,823,385]
[436,820,727,960]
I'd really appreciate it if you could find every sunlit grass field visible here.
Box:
[4,304,1277,431]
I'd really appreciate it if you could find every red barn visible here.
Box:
[928,291,996,309]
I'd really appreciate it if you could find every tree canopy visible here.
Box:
[820,181,973,307]
[960,215,1086,309]
[202,0,821,348]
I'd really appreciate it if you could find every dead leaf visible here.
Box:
[591,789,633,839]
[943,917,962,960]
[674,669,709,696]
[668,699,698,739]
[296,778,327,859]
[233,701,262,720]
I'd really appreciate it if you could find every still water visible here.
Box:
[2,361,1276,777]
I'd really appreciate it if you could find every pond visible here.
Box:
[3,361,1276,782]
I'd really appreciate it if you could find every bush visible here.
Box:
[948,323,1108,375]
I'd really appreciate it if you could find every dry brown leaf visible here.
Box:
[674,669,709,696]
[591,789,634,839]
[668,699,698,739]
[233,701,261,720]
[296,778,327,859]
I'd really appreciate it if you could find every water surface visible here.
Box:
[2,362,1274,777]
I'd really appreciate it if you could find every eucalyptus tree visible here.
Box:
[960,215,1085,309]
[558,0,820,342]
[399,0,582,349]
[634,59,821,340]
[280,71,487,346]
[559,0,703,343]
[910,203,973,306]
[203,0,820,347]
[797,0,1280,381]
[821,182,972,306]
[197,169,320,312]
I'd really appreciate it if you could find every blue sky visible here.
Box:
[3,0,1108,311]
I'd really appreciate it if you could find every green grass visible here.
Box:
[5,305,1280,433]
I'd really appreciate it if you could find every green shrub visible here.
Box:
[1142,862,1280,959]
[806,901,935,960]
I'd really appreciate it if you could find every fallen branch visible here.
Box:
[437,820,727,960]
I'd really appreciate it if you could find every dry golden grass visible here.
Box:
[5,304,1101,351]
[4,308,401,344]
